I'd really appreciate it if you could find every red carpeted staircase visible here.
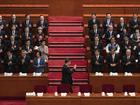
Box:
[47,16,89,93]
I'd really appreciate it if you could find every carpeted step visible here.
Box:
[48,26,83,33]
[48,44,85,48]
[49,48,86,56]
[49,55,86,59]
[49,68,87,72]
[48,37,85,44]
[48,16,83,22]
[49,22,83,26]
[48,59,88,68]
[49,33,83,37]
[48,72,89,82]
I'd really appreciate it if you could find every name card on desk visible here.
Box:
[95,72,103,76]
[84,92,91,97]
[106,92,114,97]
[124,92,136,96]
[26,92,36,96]
[77,92,82,96]
[109,72,118,76]
[33,72,42,76]
[37,92,44,97]
[124,72,133,76]
[4,72,13,76]
[19,72,27,76]
[129,92,136,97]
[60,93,67,97]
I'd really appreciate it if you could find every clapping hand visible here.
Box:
[74,64,77,69]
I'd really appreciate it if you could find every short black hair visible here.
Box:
[91,13,96,16]
[65,58,70,63]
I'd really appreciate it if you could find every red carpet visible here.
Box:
[48,16,89,90]
[48,37,85,44]
[48,26,83,33]
[0,100,26,105]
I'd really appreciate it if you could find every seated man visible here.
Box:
[8,14,19,29]
[91,36,103,54]
[131,28,140,44]
[103,13,114,33]
[129,13,140,33]
[22,40,34,60]
[22,27,32,44]
[37,15,48,34]
[92,49,104,73]
[122,49,135,73]
[88,13,100,31]
[106,37,120,54]
[33,51,46,73]
[3,50,17,73]
[121,36,133,56]
[18,50,31,73]
[22,14,32,29]
[89,24,102,40]
[117,17,128,34]
[106,48,120,73]
[104,25,116,44]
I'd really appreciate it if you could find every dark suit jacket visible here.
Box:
[37,20,48,28]
[8,20,19,28]
[105,31,116,41]
[22,20,33,28]
[122,55,135,72]
[106,54,120,71]
[92,55,104,72]
[0,29,5,37]
[103,19,114,32]
[61,64,74,85]
[91,42,103,53]
[88,19,100,30]
[4,54,17,73]
[89,29,102,40]
[19,55,31,73]
[121,41,133,55]
[129,19,140,32]
[117,23,128,34]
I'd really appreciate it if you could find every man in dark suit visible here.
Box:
[4,50,17,73]
[8,14,19,29]
[6,35,19,56]
[61,58,76,86]
[121,36,133,56]
[122,49,135,73]
[91,36,103,54]
[8,25,19,40]
[19,50,31,73]
[37,15,48,34]
[88,13,100,31]
[117,17,128,34]
[92,49,104,73]
[22,40,34,60]
[22,14,33,29]
[0,25,6,39]
[129,13,140,33]
[103,13,114,33]
[22,27,32,44]
[106,48,120,73]
[104,25,116,44]
[89,24,102,40]
[33,51,46,73]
